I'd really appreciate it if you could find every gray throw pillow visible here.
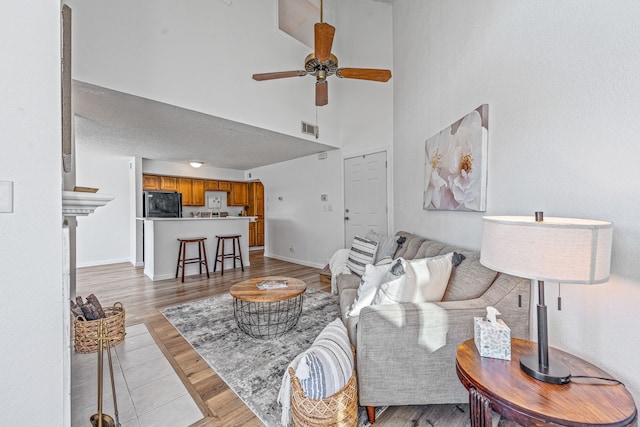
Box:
[365,230,399,263]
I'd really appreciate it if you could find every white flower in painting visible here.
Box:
[441,111,484,210]
[424,131,450,209]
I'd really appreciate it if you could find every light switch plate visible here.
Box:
[0,181,14,213]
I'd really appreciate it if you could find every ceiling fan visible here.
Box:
[252,0,392,107]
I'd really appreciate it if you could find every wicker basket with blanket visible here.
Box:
[289,366,358,427]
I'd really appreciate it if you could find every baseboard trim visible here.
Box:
[77,258,131,268]
[264,252,324,269]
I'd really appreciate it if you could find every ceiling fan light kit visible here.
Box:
[252,2,391,107]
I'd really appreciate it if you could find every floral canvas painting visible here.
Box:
[423,105,488,211]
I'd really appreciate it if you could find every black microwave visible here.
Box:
[143,191,182,218]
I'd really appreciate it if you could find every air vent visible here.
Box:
[301,121,319,138]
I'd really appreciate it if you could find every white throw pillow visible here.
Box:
[374,253,454,305]
[346,235,378,276]
[347,260,393,318]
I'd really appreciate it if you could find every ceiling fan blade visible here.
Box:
[316,80,328,106]
[252,70,307,81]
[314,23,335,63]
[336,68,392,82]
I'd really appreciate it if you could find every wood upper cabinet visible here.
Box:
[143,175,161,190]
[143,174,219,207]
[178,178,205,206]
[192,179,205,206]
[205,180,219,191]
[178,178,193,206]
[229,182,249,206]
[160,176,179,191]
[218,181,232,192]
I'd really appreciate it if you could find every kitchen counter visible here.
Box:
[142,216,252,281]
[138,216,256,221]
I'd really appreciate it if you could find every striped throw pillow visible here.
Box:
[296,319,354,399]
[346,235,378,276]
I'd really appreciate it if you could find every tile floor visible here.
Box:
[71,323,203,427]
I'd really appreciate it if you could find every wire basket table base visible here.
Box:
[233,294,304,339]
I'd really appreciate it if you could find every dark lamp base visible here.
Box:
[520,354,571,384]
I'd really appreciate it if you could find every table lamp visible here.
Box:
[480,212,613,384]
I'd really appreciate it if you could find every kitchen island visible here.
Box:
[142,217,254,281]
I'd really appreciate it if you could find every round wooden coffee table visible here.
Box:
[230,277,306,338]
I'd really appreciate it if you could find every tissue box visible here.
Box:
[474,317,511,360]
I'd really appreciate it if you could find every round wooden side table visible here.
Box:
[456,338,637,426]
[230,277,306,339]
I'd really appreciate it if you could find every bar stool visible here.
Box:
[175,237,210,282]
[213,234,244,275]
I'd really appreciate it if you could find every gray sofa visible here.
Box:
[336,231,531,423]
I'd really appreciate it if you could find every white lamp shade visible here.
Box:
[480,216,613,284]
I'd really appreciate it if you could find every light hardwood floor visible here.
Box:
[76,251,486,427]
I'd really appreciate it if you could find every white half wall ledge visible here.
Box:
[62,191,114,216]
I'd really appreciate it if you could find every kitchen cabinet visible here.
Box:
[143,175,160,190]
[229,182,249,206]
[205,180,219,191]
[218,181,232,192]
[249,223,257,247]
[178,178,193,206]
[178,178,205,206]
[247,181,265,246]
[192,179,205,206]
[256,220,264,246]
[160,176,179,191]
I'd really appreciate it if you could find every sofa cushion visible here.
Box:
[346,235,378,276]
[374,253,454,305]
[442,250,498,301]
[395,234,426,260]
[336,273,360,294]
[295,318,354,399]
[415,240,448,259]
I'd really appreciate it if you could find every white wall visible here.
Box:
[0,1,65,424]
[66,0,340,147]
[75,149,132,267]
[249,150,344,268]
[393,0,640,401]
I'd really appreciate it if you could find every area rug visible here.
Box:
[162,288,380,426]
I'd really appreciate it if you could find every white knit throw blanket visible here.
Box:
[277,352,305,426]
[328,248,352,294]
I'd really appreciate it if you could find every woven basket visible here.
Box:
[73,302,126,353]
[289,367,358,427]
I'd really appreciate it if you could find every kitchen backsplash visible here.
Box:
[182,191,244,217]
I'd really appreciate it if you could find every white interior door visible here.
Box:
[344,151,388,246]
